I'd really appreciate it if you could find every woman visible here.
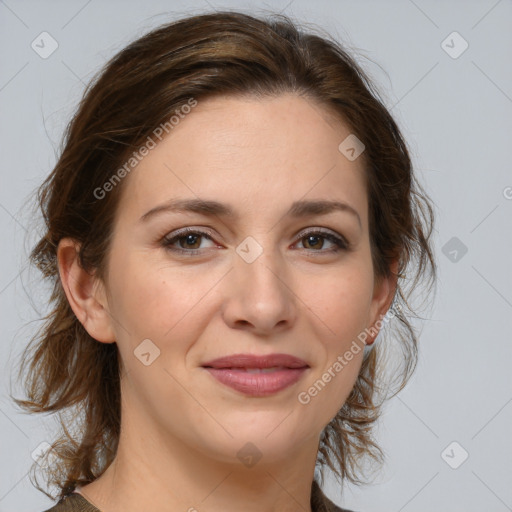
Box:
[12,10,436,512]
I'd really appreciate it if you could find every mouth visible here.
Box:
[203,367,309,396]
[201,353,310,396]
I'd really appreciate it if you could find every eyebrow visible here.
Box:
[139,198,362,229]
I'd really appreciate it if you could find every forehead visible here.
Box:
[115,93,368,226]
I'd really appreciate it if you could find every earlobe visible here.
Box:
[366,258,400,345]
[57,238,116,343]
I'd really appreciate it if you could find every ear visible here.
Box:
[57,238,116,343]
[366,258,400,344]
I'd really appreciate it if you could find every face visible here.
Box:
[94,93,394,466]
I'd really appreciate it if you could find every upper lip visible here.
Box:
[201,353,309,369]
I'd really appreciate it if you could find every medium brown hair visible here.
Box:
[12,10,437,501]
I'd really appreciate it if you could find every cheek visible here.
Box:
[305,262,375,346]
[301,271,372,418]
[107,253,215,356]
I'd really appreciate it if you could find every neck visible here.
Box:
[78,389,320,512]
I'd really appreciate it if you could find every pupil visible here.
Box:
[183,234,200,248]
[306,235,322,249]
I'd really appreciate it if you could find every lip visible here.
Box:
[204,367,309,396]
[201,353,310,397]
[201,353,309,369]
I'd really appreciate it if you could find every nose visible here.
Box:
[220,246,298,336]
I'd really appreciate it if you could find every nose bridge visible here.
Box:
[222,234,297,332]
[236,236,288,303]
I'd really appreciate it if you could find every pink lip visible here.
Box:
[201,353,309,397]
[204,367,308,396]
[201,353,309,369]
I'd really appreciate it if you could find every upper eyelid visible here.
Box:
[294,226,346,240]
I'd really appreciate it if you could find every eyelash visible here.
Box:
[160,227,349,256]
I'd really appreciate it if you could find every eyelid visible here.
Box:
[171,226,216,238]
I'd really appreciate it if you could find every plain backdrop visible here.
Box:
[1,1,511,511]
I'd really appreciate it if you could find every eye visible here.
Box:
[161,227,218,255]
[161,227,350,256]
[293,228,349,254]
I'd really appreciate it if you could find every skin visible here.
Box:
[58,93,398,512]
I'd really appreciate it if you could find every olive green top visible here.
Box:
[42,480,354,512]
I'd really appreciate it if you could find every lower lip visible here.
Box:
[203,367,308,396]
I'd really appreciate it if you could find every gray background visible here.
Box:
[1,1,511,511]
